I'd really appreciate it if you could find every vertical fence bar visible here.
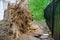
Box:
[53,0,60,40]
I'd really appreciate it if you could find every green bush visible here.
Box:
[29,0,52,20]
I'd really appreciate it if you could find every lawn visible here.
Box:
[29,0,52,21]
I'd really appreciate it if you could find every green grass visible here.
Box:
[29,0,52,20]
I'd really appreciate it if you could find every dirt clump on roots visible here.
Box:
[8,2,33,33]
[0,0,43,40]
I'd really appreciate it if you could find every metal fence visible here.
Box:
[44,0,60,40]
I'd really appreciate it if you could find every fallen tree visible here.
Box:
[0,0,43,40]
